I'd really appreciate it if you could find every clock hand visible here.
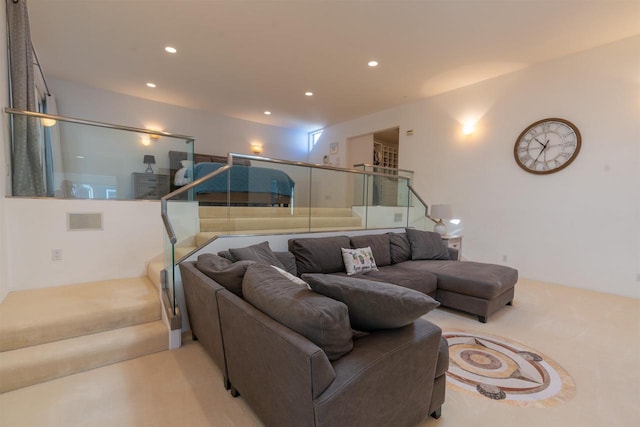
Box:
[534,137,545,147]
[533,139,551,163]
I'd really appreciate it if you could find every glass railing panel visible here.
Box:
[308,166,364,232]
[5,109,194,200]
[361,174,415,229]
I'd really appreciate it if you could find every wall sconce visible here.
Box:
[251,143,263,155]
[143,155,156,174]
[462,123,474,135]
[41,118,57,127]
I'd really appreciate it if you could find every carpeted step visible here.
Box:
[0,278,160,352]
[198,206,354,218]
[195,224,366,247]
[0,320,167,393]
[199,215,362,233]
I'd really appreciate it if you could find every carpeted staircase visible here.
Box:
[0,277,167,393]
[195,206,363,246]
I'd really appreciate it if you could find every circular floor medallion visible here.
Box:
[443,329,575,407]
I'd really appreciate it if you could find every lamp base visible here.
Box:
[433,220,447,236]
[145,164,154,174]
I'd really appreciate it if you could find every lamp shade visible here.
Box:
[143,155,156,165]
[430,204,452,219]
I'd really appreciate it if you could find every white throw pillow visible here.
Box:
[341,247,378,276]
[271,265,310,289]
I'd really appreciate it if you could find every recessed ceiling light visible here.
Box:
[165,46,177,54]
[305,91,313,97]
[264,111,271,115]
[368,60,379,67]
[146,82,156,88]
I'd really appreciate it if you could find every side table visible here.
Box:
[441,235,462,260]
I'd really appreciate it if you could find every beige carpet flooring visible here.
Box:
[0,278,638,427]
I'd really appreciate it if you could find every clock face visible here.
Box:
[514,118,581,175]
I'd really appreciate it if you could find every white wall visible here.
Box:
[313,36,640,299]
[5,198,165,290]
[49,78,308,162]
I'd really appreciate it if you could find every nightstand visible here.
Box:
[442,235,462,260]
[132,173,170,200]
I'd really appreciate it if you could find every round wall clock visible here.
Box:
[514,118,581,175]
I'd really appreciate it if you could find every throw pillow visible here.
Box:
[243,263,353,360]
[271,265,310,289]
[228,241,286,269]
[388,232,412,264]
[274,251,298,276]
[302,273,440,331]
[195,254,255,297]
[341,247,378,275]
[405,228,450,260]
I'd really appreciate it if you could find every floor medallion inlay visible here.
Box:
[443,329,576,407]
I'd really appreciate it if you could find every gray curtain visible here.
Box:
[6,0,45,196]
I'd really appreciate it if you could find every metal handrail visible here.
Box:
[408,184,436,223]
[160,152,420,244]
[352,163,414,175]
[5,108,195,140]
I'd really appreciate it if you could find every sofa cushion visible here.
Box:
[243,263,353,360]
[396,260,518,299]
[388,232,412,264]
[405,228,450,260]
[350,234,391,267]
[274,251,297,276]
[288,235,351,275]
[361,265,438,295]
[196,254,255,297]
[228,241,286,269]
[302,273,440,331]
[341,247,378,275]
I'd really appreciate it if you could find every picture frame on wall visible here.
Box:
[330,142,339,154]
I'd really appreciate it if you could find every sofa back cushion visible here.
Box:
[388,232,412,264]
[288,235,351,275]
[228,241,286,269]
[196,254,255,297]
[219,248,297,276]
[302,273,440,331]
[405,228,450,260]
[350,234,391,267]
[242,263,353,360]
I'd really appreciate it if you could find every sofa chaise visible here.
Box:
[288,229,518,323]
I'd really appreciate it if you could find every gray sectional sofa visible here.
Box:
[288,229,518,323]
[179,228,517,427]
[180,259,448,427]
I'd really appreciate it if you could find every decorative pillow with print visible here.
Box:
[341,247,378,275]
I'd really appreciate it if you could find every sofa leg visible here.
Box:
[223,376,230,390]
[507,300,513,306]
[430,407,442,419]
[191,332,198,341]
[230,385,240,398]
[478,315,487,323]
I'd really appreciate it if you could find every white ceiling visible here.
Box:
[27,0,640,131]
